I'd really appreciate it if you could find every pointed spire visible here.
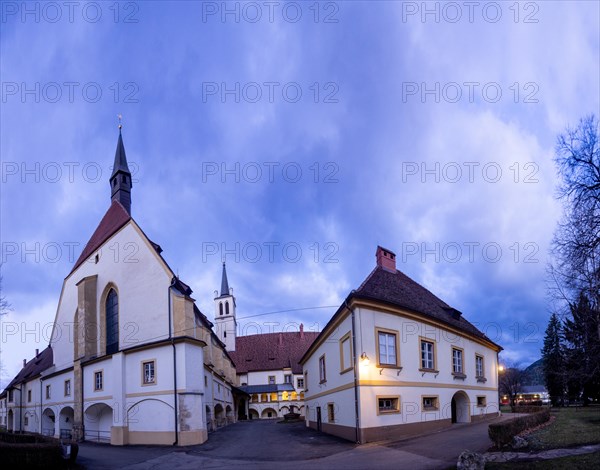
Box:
[111,128,131,178]
[220,262,230,296]
[109,120,132,215]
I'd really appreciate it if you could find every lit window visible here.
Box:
[143,361,155,385]
[94,371,103,391]
[64,380,71,397]
[420,339,435,370]
[46,384,51,399]
[378,331,397,366]
[378,397,400,414]
[452,348,463,374]
[319,355,326,383]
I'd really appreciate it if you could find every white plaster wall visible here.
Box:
[356,307,499,390]
[51,222,173,371]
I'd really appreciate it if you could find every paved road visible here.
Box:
[77,414,521,469]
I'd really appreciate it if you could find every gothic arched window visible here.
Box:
[106,289,119,354]
[219,302,223,316]
[225,302,230,315]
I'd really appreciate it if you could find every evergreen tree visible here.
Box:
[541,313,565,406]
[563,292,600,404]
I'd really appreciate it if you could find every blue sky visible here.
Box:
[1,1,599,386]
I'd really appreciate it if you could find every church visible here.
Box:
[1,127,243,445]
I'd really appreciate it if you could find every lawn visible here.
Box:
[484,407,600,469]
[486,452,600,470]
[526,407,600,450]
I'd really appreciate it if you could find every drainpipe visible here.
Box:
[40,379,43,434]
[80,362,85,441]
[346,298,361,444]
[168,277,178,446]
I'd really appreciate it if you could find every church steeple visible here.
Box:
[220,262,230,296]
[109,125,132,214]
[214,263,236,351]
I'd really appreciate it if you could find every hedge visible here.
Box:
[511,405,546,413]
[0,433,79,469]
[488,409,550,448]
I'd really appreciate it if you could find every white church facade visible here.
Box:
[1,128,240,445]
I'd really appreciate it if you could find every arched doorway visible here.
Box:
[42,408,56,436]
[451,391,470,424]
[59,406,74,439]
[249,408,259,420]
[214,404,224,427]
[206,406,213,432]
[225,405,233,424]
[84,403,113,443]
[7,409,13,432]
[261,407,277,419]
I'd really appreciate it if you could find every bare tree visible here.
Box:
[550,114,600,403]
[499,365,524,409]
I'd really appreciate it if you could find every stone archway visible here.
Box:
[42,408,56,436]
[261,407,277,419]
[225,405,233,424]
[451,391,470,424]
[214,404,225,427]
[59,406,74,439]
[206,406,213,432]
[249,408,259,420]
[84,403,113,443]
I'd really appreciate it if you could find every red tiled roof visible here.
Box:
[230,331,320,374]
[68,200,131,276]
[4,347,53,392]
[354,266,501,347]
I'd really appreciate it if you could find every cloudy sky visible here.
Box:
[1,1,599,386]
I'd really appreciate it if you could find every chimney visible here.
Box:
[300,323,304,339]
[278,333,283,346]
[35,349,39,357]
[376,246,396,272]
[23,359,26,367]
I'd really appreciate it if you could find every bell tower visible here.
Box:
[214,262,236,351]
[109,122,132,214]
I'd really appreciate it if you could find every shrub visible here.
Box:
[488,409,550,448]
[511,405,545,413]
[0,433,79,468]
